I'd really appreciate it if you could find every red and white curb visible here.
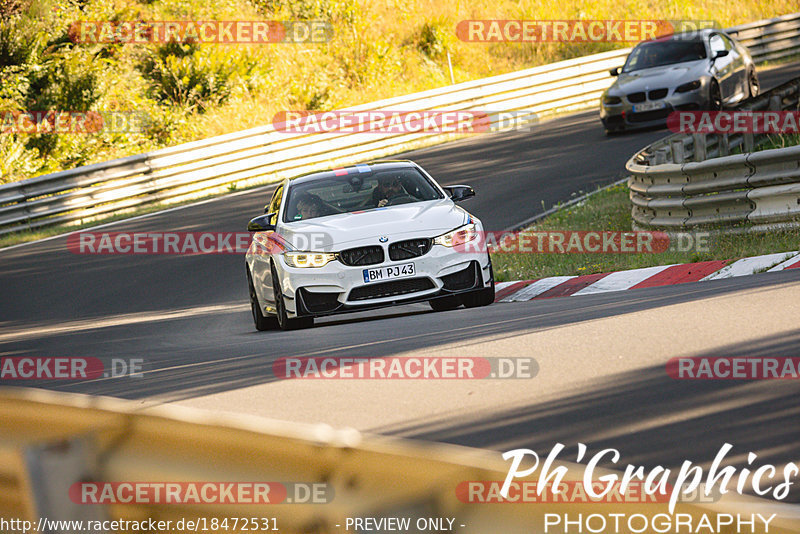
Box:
[494,251,800,303]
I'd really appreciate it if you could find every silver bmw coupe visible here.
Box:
[600,29,759,134]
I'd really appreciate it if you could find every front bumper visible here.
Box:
[277,246,491,318]
[600,89,708,131]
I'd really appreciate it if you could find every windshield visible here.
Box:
[623,39,707,72]
[283,168,444,222]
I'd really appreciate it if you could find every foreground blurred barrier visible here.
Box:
[627,77,800,230]
[1,388,799,533]
[1,13,798,237]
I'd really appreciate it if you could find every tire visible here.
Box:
[747,69,759,99]
[248,269,277,331]
[429,295,461,311]
[461,261,495,308]
[709,80,722,111]
[271,264,313,330]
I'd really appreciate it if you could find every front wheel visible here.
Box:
[271,264,314,330]
[248,269,277,331]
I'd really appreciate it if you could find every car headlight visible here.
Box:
[603,96,622,105]
[675,80,701,93]
[283,251,337,268]
[434,223,478,247]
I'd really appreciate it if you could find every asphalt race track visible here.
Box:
[1,62,799,500]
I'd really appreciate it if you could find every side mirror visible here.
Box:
[713,50,729,60]
[248,213,276,232]
[444,185,476,202]
[609,67,621,76]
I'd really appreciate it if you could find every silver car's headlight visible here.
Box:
[434,223,478,247]
[603,95,622,105]
[675,80,701,93]
[284,251,337,268]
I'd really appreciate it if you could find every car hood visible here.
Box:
[278,200,469,251]
[610,60,708,94]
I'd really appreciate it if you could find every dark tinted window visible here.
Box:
[623,39,707,72]
[283,168,443,222]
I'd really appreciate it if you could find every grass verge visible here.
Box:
[491,182,800,282]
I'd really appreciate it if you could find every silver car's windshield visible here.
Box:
[283,168,444,223]
[623,39,707,72]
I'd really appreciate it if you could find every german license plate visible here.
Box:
[363,263,415,283]
[633,101,666,112]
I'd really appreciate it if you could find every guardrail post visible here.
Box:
[719,134,730,156]
[670,139,685,163]
[693,133,707,162]
[743,132,755,153]
[24,437,108,525]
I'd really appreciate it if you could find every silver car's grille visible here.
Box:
[648,88,668,100]
[627,92,646,103]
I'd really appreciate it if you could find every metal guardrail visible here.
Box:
[2,388,799,532]
[1,13,798,237]
[0,48,630,236]
[627,77,800,230]
[726,12,800,64]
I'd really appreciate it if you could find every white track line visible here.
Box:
[494,281,519,292]
[767,251,800,272]
[499,276,575,302]
[702,252,798,280]
[572,265,673,296]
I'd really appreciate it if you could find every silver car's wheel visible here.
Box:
[709,80,722,111]
[747,69,759,99]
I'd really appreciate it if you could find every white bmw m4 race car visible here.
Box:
[245,160,494,330]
